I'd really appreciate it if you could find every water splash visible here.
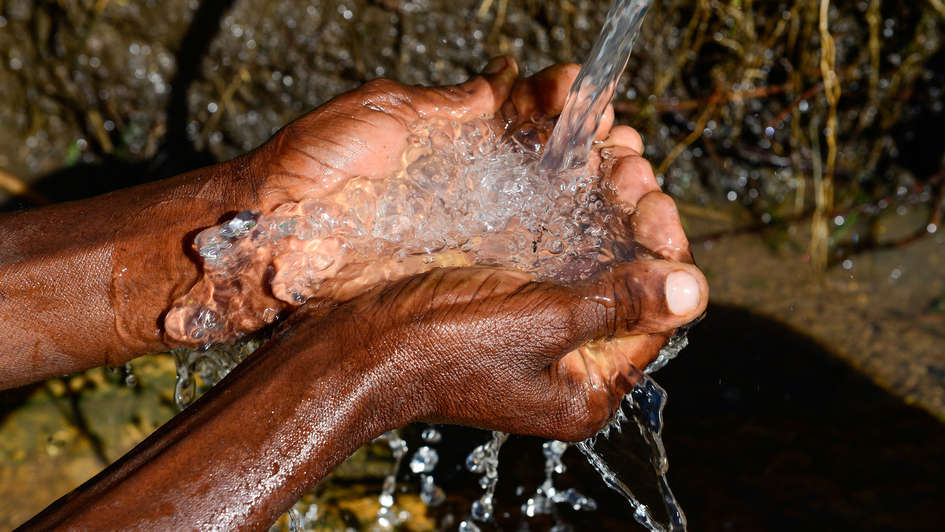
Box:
[522,440,597,520]
[374,429,410,530]
[460,430,509,530]
[171,338,263,410]
[122,362,137,387]
[540,0,652,172]
[644,331,689,376]
[412,425,446,506]
[576,372,686,532]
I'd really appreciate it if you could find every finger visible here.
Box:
[601,125,644,154]
[600,334,666,376]
[571,258,708,342]
[478,56,518,108]
[594,104,615,141]
[601,148,660,209]
[631,191,693,263]
[509,63,581,119]
[566,334,664,393]
[412,57,519,121]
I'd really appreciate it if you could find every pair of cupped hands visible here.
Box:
[222,57,708,442]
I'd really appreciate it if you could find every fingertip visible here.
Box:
[603,125,644,154]
[450,57,518,117]
[664,268,707,318]
[516,63,581,117]
[482,56,511,75]
[482,56,519,85]
[594,104,616,140]
[578,258,708,338]
[631,191,693,262]
[607,153,659,208]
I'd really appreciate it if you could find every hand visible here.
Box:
[23,259,706,531]
[165,57,628,344]
[288,257,706,442]
[278,106,707,439]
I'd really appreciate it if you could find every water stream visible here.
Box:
[540,0,652,172]
[541,0,689,530]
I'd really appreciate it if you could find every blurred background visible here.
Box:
[1,0,944,530]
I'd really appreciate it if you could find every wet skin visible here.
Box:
[1,57,707,529]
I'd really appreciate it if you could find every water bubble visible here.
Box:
[421,427,442,443]
[419,475,445,506]
[458,520,481,532]
[409,446,438,474]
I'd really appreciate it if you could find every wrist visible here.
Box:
[281,306,422,431]
[110,153,267,354]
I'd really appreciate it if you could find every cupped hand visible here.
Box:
[283,98,707,439]
[290,255,706,442]
[168,56,706,406]
[252,56,603,209]
[166,57,618,343]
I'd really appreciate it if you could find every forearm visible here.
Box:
[0,153,261,387]
[20,315,404,531]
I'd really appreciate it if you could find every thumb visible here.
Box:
[569,259,708,342]
[419,56,519,121]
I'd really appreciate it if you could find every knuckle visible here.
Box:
[610,273,643,334]
[533,289,587,351]
[363,77,399,93]
[547,396,610,442]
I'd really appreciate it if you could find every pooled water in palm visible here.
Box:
[165,113,637,344]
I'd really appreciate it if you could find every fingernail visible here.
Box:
[665,271,701,316]
[483,56,509,75]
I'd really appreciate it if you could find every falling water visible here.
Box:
[576,366,686,532]
[522,440,597,520]
[374,430,410,530]
[538,1,691,529]
[540,0,652,172]
[459,430,509,531]
[411,425,446,506]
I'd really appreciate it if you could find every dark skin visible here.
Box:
[1,58,708,530]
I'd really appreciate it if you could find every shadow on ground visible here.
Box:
[424,304,945,531]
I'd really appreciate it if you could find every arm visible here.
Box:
[21,262,706,531]
[0,154,263,387]
[0,58,523,389]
